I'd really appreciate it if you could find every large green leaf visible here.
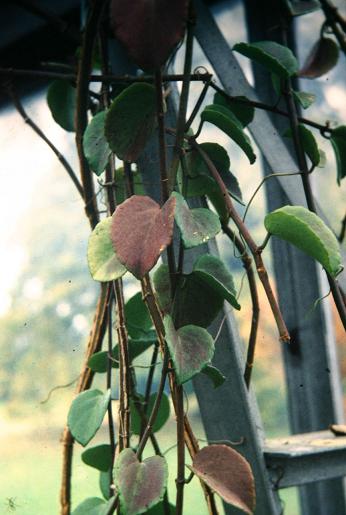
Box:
[172,192,221,249]
[201,105,256,164]
[172,272,224,329]
[125,292,152,339]
[233,41,298,78]
[114,449,168,515]
[82,444,113,472]
[190,445,255,514]
[264,206,342,277]
[87,217,127,282]
[105,83,156,162]
[71,497,113,515]
[284,124,320,167]
[193,254,240,310]
[47,79,76,132]
[330,125,346,184]
[67,389,111,446]
[131,392,170,435]
[213,92,254,127]
[88,334,157,373]
[164,315,214,384]
[111,195,176,278]
[83,111,111,176]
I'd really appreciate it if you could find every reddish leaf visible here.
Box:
[110,0,189,71]
[299,36,339,79]
[190,445,255,514]
[111,195,176,279]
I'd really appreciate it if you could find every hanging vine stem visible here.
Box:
[60,283,110,515]
[281,27,346,330]
[141,275,219,515]
[222,224,260,388]
[190,138,290,344]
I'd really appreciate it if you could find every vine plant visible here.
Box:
[3,1,346,514]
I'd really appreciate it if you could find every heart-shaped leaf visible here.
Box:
[114,448,168,515]
[193,254,241,310]
[172,273,224,329]
[172,192,221,249]
[213,92,254,127]
[110,0,189,71]
[125,292,152,339]
[264,205,343,277]
[330,125,346,184]
[88,333,157,373]
[71,497,113,515]
[202,364,226,389]
[293,90,316,110]
[190,445,255,514]
[131,392,170,435]
[233,41,298,78]
[105,83,156,162]
[67,389,111,446]
[82,444,113,472]
[284,124,320,166]
[153,263,172,314]
[47,79,76,132]
[164,315,214,384]
[299,36,339,79]
[83,111,111,176]
[111,195,176,279]
[88,217,127,282]
[201,105,256,164]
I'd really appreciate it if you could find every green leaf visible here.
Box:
[131,392,170,435]
[99,470,111,500]
[153,263,172,314]
[264,205,343,277]
[201,105,256,164]
[284,124,320,166]
[293,91,316,110]
[125,292,152,339]
[82,444,113,472]
[164,315,214,384]
[330,126,346,184]
[47,79,77,132]
[67,389,111,446]
[172,192,221,249]
[190,445,255,514]
[105,83,156,162]
[83,111,111,176]
[213,92,254,127]
[114,449,168,515]
[193,254,240,310]
[186,142,230,178]
[202,365,226,389]
[233,41,298,78]
[172,273,224,329]
[87,217,127,282]
[71,497,112,515]
[88,334,156,373]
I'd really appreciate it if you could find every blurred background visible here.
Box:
[0,1,345,513]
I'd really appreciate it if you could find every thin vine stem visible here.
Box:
[190,138,290,344]
[222,224,260,388]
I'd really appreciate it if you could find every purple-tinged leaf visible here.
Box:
[164,315,214,384]
[111,195,176,279]
[114,449,168,515]
[110,0,189,71]
[299,36,339,79]
[190,445,256,514]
